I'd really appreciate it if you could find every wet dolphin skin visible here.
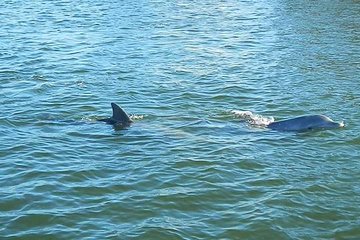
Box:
[267,115,344,131]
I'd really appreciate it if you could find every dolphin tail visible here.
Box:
[111,103,132,124]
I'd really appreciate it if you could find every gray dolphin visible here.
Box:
[267,115,344,131]
[98,103,133,127]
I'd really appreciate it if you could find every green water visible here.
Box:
[1,0,359,239]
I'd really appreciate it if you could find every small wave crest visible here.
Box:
[230,110,274,127]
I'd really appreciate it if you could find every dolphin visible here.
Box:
[267,115,344,131]
[98,103,133,127]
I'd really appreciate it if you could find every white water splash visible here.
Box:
[130,114,144,120]
[230,110,274,127]
[339,121,345,128]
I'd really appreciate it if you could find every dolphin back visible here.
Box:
[267,115,343,131]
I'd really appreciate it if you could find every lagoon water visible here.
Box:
[1,0,360,239]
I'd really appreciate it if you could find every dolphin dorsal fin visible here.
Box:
[111,103,131,123]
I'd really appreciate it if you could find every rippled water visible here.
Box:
[1,0,360,239]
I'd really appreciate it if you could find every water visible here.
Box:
[1,0,359,239]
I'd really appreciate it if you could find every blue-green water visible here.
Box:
[1,0,360,239]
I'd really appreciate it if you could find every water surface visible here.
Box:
[1,0,360,239]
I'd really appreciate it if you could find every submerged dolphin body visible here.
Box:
[267,115,344,131]
[98,103,133,127]
[98,105,344,132]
